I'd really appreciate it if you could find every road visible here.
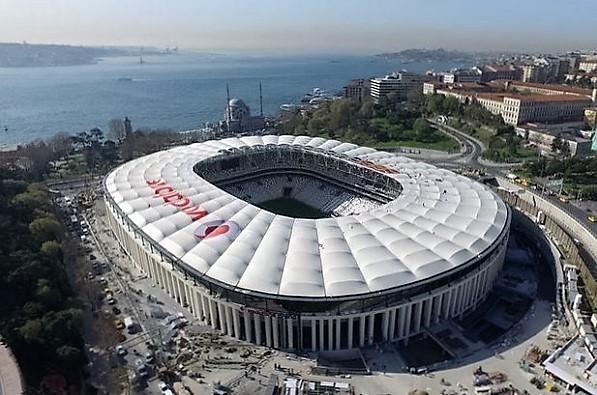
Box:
[427,118,484,167]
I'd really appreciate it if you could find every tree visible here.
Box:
[19,319,44,343]
[56,345,81,364]
[36,279,62,309]
[413,119,433,142]
[47,132,73,160]
[29,217,61,243]
[108,118,126,144]
[40,240,61,257]
[551,135,561,153]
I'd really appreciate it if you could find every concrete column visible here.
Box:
[451,286,460,316]
[382,311,390,341]
[145,257,155,279]
[359,315,366,347]
[460,279,470,312]
[464,280,472,309]
[404,304,412,338]
[167,272,175,297]
[397,307,405,339]
[161,267,168,291]
[233,309,241,339]
[225,306,233,335]
[175,278,183,303]
[189,290,198,318]
[413,301,422,333]
[311,319,317,351]
[423,298,433,328]
[182,281,190,309]
[457,284,465,314]
[265,316,273,347]
[319,319,325,350]
[272,316,280,349]
[433,294,442,323]
[244,311,253,342]
[163,271,171,294]
[480,269,489,297]
[328,319,334,350]
[443,289,453,318]
[155,264,163,287]
[367,314,375,345]
[208,299,217,329]
[335,319,341,350]
[389,309,396,341]
[347,317,354,348]
[254,315,262,345]
[217,302,226,332]
[471,274,481,304]
[287,318,294,350]
[201,295,209,323]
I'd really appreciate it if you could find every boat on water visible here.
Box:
[279,104,300,112]
[301,87,325,102]
[118,77,133,82]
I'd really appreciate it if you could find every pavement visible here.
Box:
[0,343,24,395]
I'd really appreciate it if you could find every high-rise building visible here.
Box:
[369,72,426,102]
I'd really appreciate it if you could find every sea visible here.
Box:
[0,52,472,150]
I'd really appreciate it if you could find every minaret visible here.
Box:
[259,82,263,117]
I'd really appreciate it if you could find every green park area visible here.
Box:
[368,118,460,152]
[276,94,461,152]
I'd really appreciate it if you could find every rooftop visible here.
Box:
[544,337,597,395]
[491,80,594,97]
[104,135,509,300]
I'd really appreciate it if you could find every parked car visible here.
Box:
[114,319,124,330]
[134,358,148,377]
[145,351,155,364]
[116,345,127,356]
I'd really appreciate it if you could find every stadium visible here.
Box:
[103,135,510,351]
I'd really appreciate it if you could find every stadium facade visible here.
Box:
[104,135,510,351]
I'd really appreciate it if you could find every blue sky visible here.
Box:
[1,0,595,54]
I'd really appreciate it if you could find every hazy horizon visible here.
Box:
[2,0,596,55]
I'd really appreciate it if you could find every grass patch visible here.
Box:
[370,118,460,152]
[370,138,460,152]
[257,197,328,219]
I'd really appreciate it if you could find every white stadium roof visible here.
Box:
[105,135,509,299]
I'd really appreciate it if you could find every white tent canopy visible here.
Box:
[105,135,509,299]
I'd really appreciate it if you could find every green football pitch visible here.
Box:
[257,197,328,219]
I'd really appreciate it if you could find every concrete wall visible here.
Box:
[496,178,597,307]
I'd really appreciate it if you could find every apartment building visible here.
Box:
[433,89,592,125]
[516,123,593,157]
[481,64,520,82]
[443,67,482,84]
[578,59,597,73]
[343,79,370,102]
[369,72,426,102]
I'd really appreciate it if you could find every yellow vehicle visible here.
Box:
[114,318,124,330]
[559,196,569,203]
[588,216,597,223]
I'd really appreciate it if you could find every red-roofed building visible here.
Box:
[481,64,521,82]
[434,88,592,125]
